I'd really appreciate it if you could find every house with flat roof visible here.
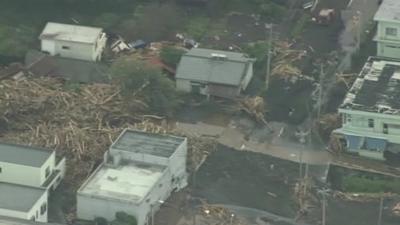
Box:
[175,48,255,99]
[0,142,66,189]
[0,183,48,222]
[39,22,107,61]
[0,143,66,222]
[0,216,62,225]
[335,57,400,160]
[374,0,400,59]
[77,129,187,225]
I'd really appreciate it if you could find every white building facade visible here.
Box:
[77,129,188,225]
[374,0,400,59]
[39,22,107,62]
[0,143,66,222]
[335,57,400,160]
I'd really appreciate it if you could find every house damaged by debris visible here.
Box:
[334,57,400,160]
[175,48,255,99]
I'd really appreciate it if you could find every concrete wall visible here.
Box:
[77,194,147,225]
[41,40,55,55]
[377,21,400,42]
[0,162,41,187]
[40,152,56,186]
[27,190,48,222]
[41,34,106,62]
[176,79,192,92]
[376,21,400,58]
[109,149,169,167]
[0,209,27,222]
[340,109,400,144]
[241,63,253,91]
[77,169,174,225]
[168,139,188,189]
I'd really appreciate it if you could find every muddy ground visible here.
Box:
[193,145,300,218]
[327,197,400,225]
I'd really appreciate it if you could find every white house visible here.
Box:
[77,129,188,225]
[0,183,48,222]
[335,57,400,160]
[39,22,107,62]
[374,0,400,59]
[0,143,66,222]
[0,143,66,189]
[176,48,255,99]
[0,215,62,225]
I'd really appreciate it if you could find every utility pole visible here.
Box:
[377,196,384,225]
[299,145,304,179]
[317,64,325,120]
[322,192,326,225]
[265,23,273,90]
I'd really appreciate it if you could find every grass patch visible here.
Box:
[342,176,400,194]
[184,16,210,40]
[291,14,311,39]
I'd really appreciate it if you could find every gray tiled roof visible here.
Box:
[0,142,52,167]
[0,183,46,212]
[176,48,254,86]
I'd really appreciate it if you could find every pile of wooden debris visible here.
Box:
[0,76,217,220]
[271,41,307,82]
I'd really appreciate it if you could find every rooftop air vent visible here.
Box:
[211,53,227,60]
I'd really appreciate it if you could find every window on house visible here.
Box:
[45,167,50,178]
[368,119,374,128]
[0,167,2,173]
[36,211,38,219]
[383,123,389,134]
[386,27,397,36]
[347,114,352,123]
[40,203,47,215]
[62,46,70,50]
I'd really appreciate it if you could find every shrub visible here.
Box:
[94,217,108,225]
[110,56,183,116]
[160,46,186,68]
[342,176,400,193]
[114,212,137,225]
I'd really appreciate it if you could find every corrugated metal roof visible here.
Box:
[374,0,400,22]
[39,22,102,44]
[176,48,254,86]
[0,142,52,167]
[0,183,46,212]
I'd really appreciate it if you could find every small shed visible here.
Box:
[39,22,107,61]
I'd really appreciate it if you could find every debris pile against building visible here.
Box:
[0,76,218,222]
[0,142,66,222]
[77,129,188,225]
[334,57,400,160]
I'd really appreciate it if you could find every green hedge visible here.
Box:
[342,176,400,194]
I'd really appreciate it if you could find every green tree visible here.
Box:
[160,46,186,68]
[111,56,182,116]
